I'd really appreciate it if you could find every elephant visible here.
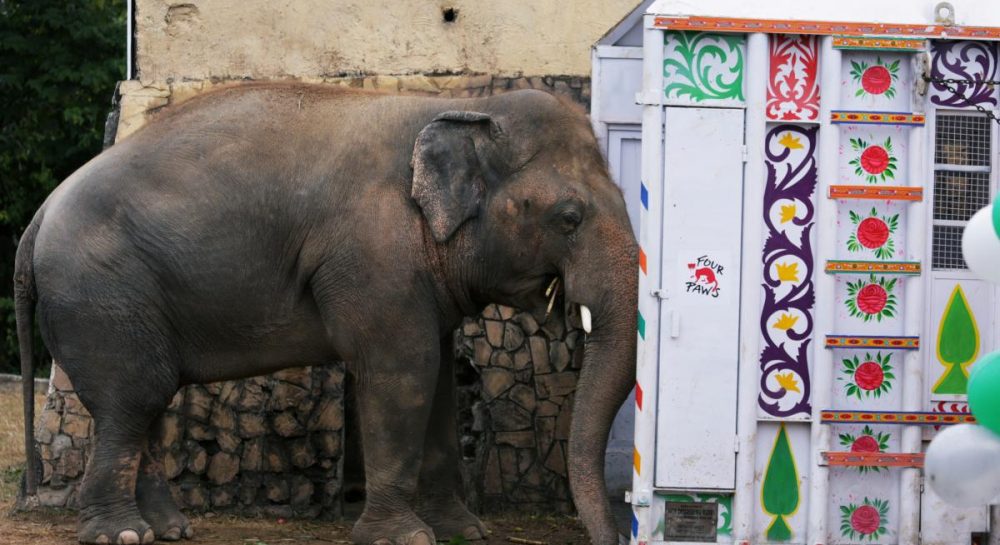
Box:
[13,83,638,545]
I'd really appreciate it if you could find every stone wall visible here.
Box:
[34,364,346,519]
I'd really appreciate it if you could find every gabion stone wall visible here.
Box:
[33,363,345,519]
[456,304,582,514]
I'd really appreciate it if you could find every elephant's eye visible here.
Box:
[557,208,583,234]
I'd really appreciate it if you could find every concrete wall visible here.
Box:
[134,0,638,84]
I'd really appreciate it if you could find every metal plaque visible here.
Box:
[664,501,718,542]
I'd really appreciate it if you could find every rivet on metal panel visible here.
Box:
[633,489,651,506]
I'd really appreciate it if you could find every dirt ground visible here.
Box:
[0,382,590,545]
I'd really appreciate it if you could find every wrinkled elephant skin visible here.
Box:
[13,84,638,545]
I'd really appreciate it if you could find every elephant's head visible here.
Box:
[411,90,637,545]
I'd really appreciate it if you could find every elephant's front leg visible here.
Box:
[415,338,488,541]
[351,342,439,545]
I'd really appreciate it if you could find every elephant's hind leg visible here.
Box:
[136,420,192,541]
[63,339,179,544]
[414,339,487,541]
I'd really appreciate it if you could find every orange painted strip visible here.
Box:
[653,15,1000,39]
[832,36,926,50]
[824,260,921,275]
[633,447,641,474]
[829,185,923,201]
[638,248,647,275]
[822,451,925,468]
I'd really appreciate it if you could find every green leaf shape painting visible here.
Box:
[663,31,745,103]
[762,424,799,541]
[934,284,980,394]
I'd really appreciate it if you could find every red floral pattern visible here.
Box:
[766,35,820,121]
[857,284,888,315]
[861,65,893,95]
[851,505,881,534]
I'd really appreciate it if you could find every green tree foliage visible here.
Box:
[0,1,125,373]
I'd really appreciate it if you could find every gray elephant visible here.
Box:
[14,84,637,545]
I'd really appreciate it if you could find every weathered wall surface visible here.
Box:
[134,0,637,83]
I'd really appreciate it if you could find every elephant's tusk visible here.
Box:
[580,304,592,334]
[545,279,559,317]
[545,277,559,297]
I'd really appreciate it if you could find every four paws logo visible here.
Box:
[686,255,724,298]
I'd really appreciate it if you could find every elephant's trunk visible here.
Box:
[565,222,638,545]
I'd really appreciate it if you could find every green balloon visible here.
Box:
[993,200,1000,238]
[968,351,1000,436]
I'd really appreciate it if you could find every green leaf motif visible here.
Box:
[762,424,799,541]
[934,285,980,395]
[663,31,745,103]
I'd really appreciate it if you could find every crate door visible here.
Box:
[655,107,744,490]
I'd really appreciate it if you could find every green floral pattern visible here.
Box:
[663,31,745,103]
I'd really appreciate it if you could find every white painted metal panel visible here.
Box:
[656,106,744,490]
[597,56,644,125]
[608,128,643,238]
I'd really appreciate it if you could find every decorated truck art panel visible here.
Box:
[591,1,1000,543]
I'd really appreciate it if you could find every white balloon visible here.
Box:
[926,424,1000,507]
[962,206,1000,283]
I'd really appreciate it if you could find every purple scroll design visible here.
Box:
[759,124,818,418]
[930,40,999,108]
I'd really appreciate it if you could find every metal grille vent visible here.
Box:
[932,113,993,270]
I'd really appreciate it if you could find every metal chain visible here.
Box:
[922,75,1000,125]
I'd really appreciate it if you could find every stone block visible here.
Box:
[272,411,305,437]
[508,384,536,412]
[307,398,344,432]
[489,399,531,431]
[288,438,315,468]
[187,422,216,441]
[239,473,260,505]
[480,368,514,402]
[50,434,72,458]
[185,385,213,422]
[241,438,263,472]
[484,320,505,347]
[555,401,573,441]
[183,485,207,510]
[187,443,208,474]
[207,452,239,485]
[550,343,571,372]
[237,413,267,438]
[216,430,241,453]
[544,442,567,477]
[482,304,502,320]
[536,400,560,417]
[473,337,492,367]
[535,372,577,399]
[529,337,550,374]
[495,431,534,448]
[268,382,309,411]
[274,366,313,389]
[503,323,525,351]
[51,365,73,392]
[163,448,187,479]
[313,431,342,458]
[264,441,289,472]
[61,413,92,438]
[36,410,60,444]
[373,75,400,91]
[483,448,502,495]
[512,346,532,371]
[462,320,483,337]
[210,404,236,430]
[237,383,267,411]
[490,351,513,369]
[57,448,84,478]
[210,485,235,508]
[398,74,438,93]
[290,475,314,506]
[158,414,183,446]
[265,476,289,502]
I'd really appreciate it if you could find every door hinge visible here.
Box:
[741,144,749,163]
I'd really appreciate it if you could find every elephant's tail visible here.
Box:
[14,206,43,497]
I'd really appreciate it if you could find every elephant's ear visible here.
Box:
[411,110,502,243]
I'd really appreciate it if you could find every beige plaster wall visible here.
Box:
[135,0,639,83]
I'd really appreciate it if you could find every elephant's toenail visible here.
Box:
[161,527,181,541]
[142,528,156,543]
[182,526,194,539]
[408,530,434,545]
[461,525,485,540]
[96,535,111,545]
[117,529,141,544]
[372,540,392,545]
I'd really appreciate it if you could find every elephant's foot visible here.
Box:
[137,501,192,541]
[78,506,155,545]
[416,497,488,541]
[351,511,435,545]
